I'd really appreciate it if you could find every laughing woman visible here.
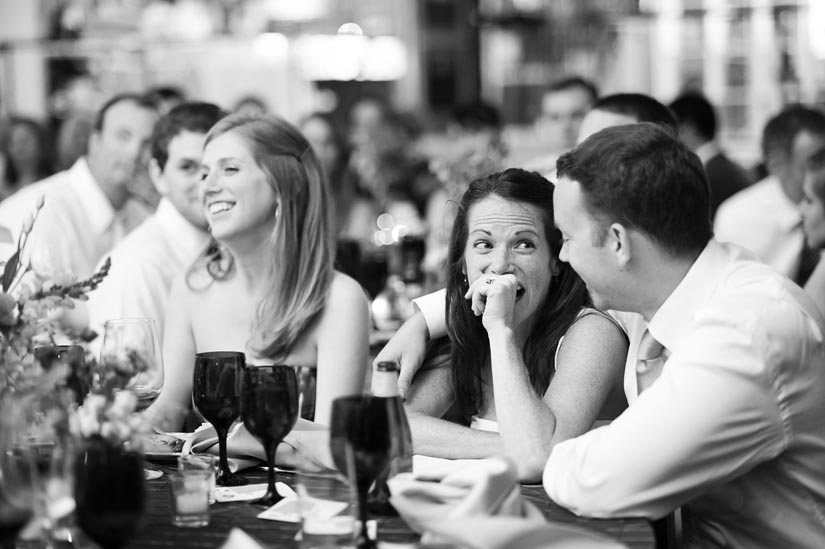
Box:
[405,169,627,481]
[145,114,369,431]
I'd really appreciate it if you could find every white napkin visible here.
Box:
[412,454,485,480]
[389,457,546,547]
[219,528,267,549]
[183,419,335,473]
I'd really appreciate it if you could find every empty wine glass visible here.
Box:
[329,395,394,549]
[240,365,299,507]
[99,319,163,410]
[192,351,247,487]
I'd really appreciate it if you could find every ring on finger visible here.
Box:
[486,278,494,285]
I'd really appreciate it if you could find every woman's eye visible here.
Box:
[472,240,491,250]
[515,240,536,250]
[223,166,238,174]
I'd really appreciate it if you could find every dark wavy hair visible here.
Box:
[446,168,589,423]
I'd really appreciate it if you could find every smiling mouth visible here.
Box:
[207,201,235,215]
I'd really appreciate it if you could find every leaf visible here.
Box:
[1,251,20,292]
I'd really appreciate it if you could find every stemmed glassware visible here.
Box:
[329,395,394,549]
[99,318,164,410]
[240,365,299,507]
[0,395,37,549]
[192,351,247,487]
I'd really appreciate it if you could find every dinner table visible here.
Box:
[128,462,655,549]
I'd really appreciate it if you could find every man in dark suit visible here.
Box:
[670,92,751,218]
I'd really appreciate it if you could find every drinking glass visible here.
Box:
[192,351,247,487]
[329,395,394,549]
[240,365,299,507]
[0,396,37,549]
[99,318,163,410]
[74,441,145,549]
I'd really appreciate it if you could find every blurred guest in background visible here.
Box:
[798,148,825,313]
[86,102,225,345]
[424,102,507,286]
[406,169,626,480]
[0,93,158,278]
[577,93,677,142]
[669,91,751,218]
[537,78,598,148]
[715,105,825,282]
[299,112,378,248]
[145,114,369,431]
[232,94,268,118]
[0,116,54,201]
[145,85,186,116]
[48,71,103,170]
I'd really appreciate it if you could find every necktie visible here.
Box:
[636,329,669,394]
[795,239,820,287]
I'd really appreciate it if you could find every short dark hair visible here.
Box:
[556,122,712,257]
[93,92,157,132]
[761,105,825,159]
[150,101,227,169]
[446,168,589,422]
[669,91,717,141]
[546,76,599,103]
[452,102,502,132]
[592,93,678,135]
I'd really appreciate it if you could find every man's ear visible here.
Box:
[607,222,632,268]
[765,149,787,178]
[148,158,167,195]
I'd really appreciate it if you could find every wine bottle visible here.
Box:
[368,361,413,516]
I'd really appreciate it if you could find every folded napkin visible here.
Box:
[219,528,267,549]
[389,457,623,549]
[183,418,335,473]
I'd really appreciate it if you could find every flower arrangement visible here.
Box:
[1,199,147,450]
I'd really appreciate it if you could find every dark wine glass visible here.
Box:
[0,396,37,549]
[240,365,299,507]
[329,395,394,549]
[74,442,145,549]
[192,351,248,487]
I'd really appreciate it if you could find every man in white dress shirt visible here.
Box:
[0,93,159,278]
[378,123,825,547]
[86,102,226,343]
[714,105,825,282]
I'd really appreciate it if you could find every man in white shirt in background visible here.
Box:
[714,105,825,283]
[0,93,159,278]
[378,123,825,547]
[86,102,226,344]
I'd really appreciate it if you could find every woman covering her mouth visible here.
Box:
[404,169,628,482]
[145,113,369,433]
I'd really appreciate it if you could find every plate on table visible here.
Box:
[144,451,183,462]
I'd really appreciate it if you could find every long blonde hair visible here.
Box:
[197,113,334,360]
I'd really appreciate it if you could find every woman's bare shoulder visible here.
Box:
[327,271,369,308]
[562,308,627,346]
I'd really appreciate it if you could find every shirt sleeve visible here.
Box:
[542,312,788,519]
[412,288,447,339]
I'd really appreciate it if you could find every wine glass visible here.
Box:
[0,395,38,549]
[74,442,145,549]
[240,365,299,507]
[329,395,394,549]
[192,351,248,487]
[99,318,163,410]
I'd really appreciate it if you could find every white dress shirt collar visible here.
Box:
[152,198,208,258]
[695,141,719,165]
[66,158,118,237]
[647,239,730,353]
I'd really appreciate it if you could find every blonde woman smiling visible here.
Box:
[146,114,369,431]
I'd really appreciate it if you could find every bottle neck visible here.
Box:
[372,371,400,398]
